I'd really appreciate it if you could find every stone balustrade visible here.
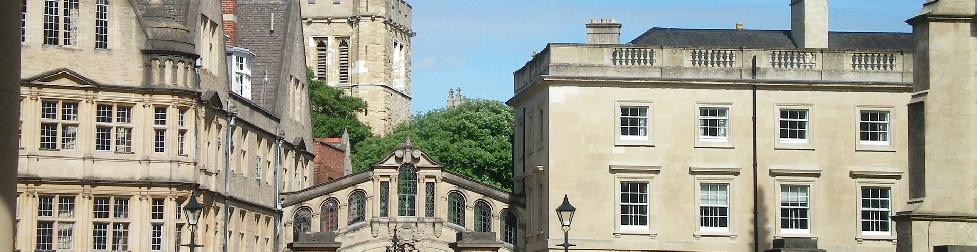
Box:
[612,47,655,66]
[771,51,817,69]
[690,49,736,68]
[513,44,912,91]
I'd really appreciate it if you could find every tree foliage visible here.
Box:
[352,99,514,190]
[307,69,372,146]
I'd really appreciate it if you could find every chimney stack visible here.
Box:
[586,18,622,44]
[736,23,744,30]
[791,0,829,48]
[221,0,237,46]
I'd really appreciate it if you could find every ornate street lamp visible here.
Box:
[555,195,576,252]
[182,190,204,252]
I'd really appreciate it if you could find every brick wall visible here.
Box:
[221,0,236,46]
[313,140,346,185]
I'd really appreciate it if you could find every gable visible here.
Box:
[372,138,441,169]
[23,68,101,88]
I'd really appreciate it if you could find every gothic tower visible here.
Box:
[301,0,414,136]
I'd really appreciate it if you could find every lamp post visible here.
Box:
[182,191,204,252]
[555,195,576,252]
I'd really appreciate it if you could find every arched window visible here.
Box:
[292,207,312,241]
[474,200,492,232]
[398,163,417,216]
[447,191,466,227]
[501,209,517,244]
[320,198,339,232]
[348,190,366,225]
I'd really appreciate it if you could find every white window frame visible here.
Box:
[775,180,815,237]
[689,168,739,238]
[94,103,134,153]
[610,165,659,237]
[153,105,168,154]
[38,99,80,151]
[92,195,130,251]
[36,195,76,251]
[852,176,898,241]
[231,54,252,100]
[95,0,109,49]
[775,105,814,150]
[695,103,733,148]
[856,106,895,151]
[698,183,730,233]
[615,101,653,146]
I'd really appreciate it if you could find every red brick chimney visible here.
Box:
[221,0,236,46]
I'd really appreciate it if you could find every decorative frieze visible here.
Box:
[690,49,737,68]
[612,48,655,66]
[771,51,817,69]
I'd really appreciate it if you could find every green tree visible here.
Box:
[307,69,372,146]
[352,99,514,190]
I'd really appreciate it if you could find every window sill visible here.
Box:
[855,144,896,152]
[775,232,816,239]
[693,231,737,240]
[615,142,655,147]
[774,142,814,151]
[613,228,657,238]
[694,141,734,149]
[856,235,896,243]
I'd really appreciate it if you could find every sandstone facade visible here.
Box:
[301,0,414,136]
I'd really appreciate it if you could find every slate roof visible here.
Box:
[234,0,292,114]
[630,27,913,51]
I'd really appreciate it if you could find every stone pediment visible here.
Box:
[373,137,442,169]
[23,68,101,88]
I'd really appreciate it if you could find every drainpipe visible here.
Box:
[751,55,761,252]
[224,109,236,252]
[273,128,283,252]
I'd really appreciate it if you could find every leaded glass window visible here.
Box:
[398,164,417,216]
[474,201,492,232]
[501,210,516,244]
[320,198,338,232]
[292,208,312,241]
[348,191,366,225]
[425,182,435,217]
[379,181,389,217]
[448,191,466,227]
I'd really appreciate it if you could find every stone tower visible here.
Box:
[896,0,977,251]
[301,0,414,136]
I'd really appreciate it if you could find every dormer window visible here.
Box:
[226,47,254,100]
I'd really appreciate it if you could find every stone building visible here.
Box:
[895,0,977,251]
[282,139,517,251]
[509,0,914,251]
[14,0,315,251]
[300,0,414,136]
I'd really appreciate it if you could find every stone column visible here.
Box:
[0,0,23,251]
[896,0,977,251]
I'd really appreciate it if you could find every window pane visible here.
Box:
[620,182,649,227]
[397,164,417,217]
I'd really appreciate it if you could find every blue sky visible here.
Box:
[408,0,921,113]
